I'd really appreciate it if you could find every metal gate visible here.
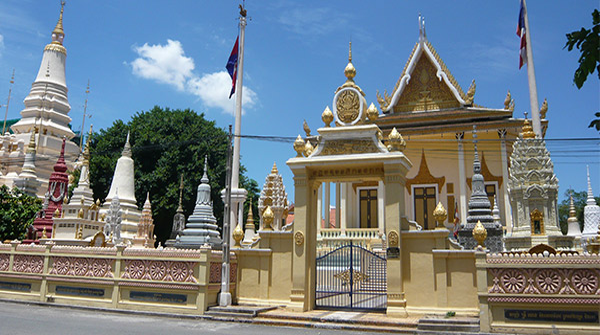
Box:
[315,242,387,311]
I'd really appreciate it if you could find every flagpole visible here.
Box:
[231,6,246,190]
[522,0,541,137]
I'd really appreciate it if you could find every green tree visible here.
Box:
[0,186,42,241]
[564,9,600,132]
[89,106,260,245]
[565,9,600,89]
[558,188,600,234]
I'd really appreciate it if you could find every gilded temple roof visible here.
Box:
[377,39,474,114]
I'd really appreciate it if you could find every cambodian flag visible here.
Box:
[226,36,239,99]
[516,0,527,69]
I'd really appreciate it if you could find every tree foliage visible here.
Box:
[89,106,260,245]
[565,9,600,89]
[558,188,600,234]
[0,186,42,241]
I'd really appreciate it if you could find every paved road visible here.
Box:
[0,301,352,335]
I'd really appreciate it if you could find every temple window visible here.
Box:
[358,188,377,229]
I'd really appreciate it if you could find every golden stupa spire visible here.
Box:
[27,127,37,153]
[344,41,356,81]
[521,112,535,139]
[52,1,66,44]
[271,162,278,174]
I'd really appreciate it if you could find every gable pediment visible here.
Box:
[378,40,471,114]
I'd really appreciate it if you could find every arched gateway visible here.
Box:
[286,45,412,315]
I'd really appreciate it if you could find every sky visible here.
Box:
[0,0,598,205]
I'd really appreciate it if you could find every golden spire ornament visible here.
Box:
[344,41,356,81]
[262,206,274,231]
[473,220,488,249]
[521,112,535,139]
[433,202,447,229]
[322,106,334,127]
[366,103,378,121]
[293,135,305,157]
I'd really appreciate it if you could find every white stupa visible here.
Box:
[2,2,80,196]
[100,132,141,244]
[583,166,600,239]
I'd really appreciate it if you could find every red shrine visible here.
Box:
[25,138,69,243]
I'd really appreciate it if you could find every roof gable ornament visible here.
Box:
[377,15,472,113]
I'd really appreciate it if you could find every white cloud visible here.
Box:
[130,40,258,115]
[131,39,194,91]
[187,71,257,115]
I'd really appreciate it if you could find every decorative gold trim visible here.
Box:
[467,152,503,190]
[388,230,399,247]
[406,150,445,195]
[294,231,304,246]
[90,232,106,247]
[530,208,545,236]
[44,43,67,55]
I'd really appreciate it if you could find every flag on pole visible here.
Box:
[516,0,527,69]
[453,201,460,238]
[226,36,239,99]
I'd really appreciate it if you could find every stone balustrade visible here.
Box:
[318,228,382,251]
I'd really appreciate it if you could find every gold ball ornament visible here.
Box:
[432,202,448,229]
[293,135,305,157]
[322,106,334,127]
[387,127,406,152]
[304,140,314,157]
[232,223,244,247]
[262,206,274,231]
[473,220,488,249]
[366,103,379,121]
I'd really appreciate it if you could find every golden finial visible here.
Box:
[52,1,66,44]
[521,112,535,139]
[271,162,278,174]
[322,106,334,127]
[245,204,255,230]
[504,90,512,109]
[465,79,476,105]
[76,225,83,239]
[433,202,448,229]
[539,98,548,119]
[304,140,314,157]
[42,226,47,238]
[100,213,106,222]
[293,135,305,157]
[27,127,37,153]
[344,42,356,81]
[366,103,378,121]
[303,120,311,137]
[262,206,274,231]
[233,222,244,247]
[473,220,488,249]
[53,207,61,218]
[387,127,406,152]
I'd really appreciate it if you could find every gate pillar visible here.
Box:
[289,171,318,311]
[384,164,409,317]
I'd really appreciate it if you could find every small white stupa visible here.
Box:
[583,166,600,239]
[99,132,142,245]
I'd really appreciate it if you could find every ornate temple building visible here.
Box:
[369,23,548,236]
[504,118,573,250]
[0,3,80,196]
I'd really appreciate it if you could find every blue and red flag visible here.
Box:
[226,36,239,99]
[516,0,527,69]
